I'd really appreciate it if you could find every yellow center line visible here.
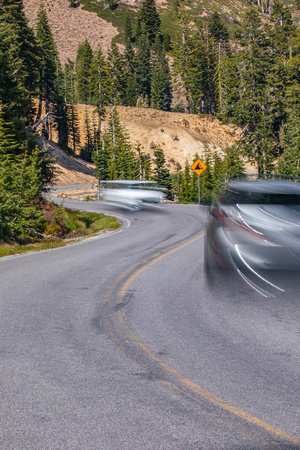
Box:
[118,233,203,296]
[114,232,300,447]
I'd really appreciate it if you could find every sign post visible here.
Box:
[191,158,207,204]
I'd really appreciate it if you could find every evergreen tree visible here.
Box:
[214,41,228,118]
[138,0,161,44]
[223,145,246,180]
[93,134,111,181]
[152,146,172,198]
[172,13,192,113]
[136,144,151,180]
[76,39,93,104]
[107,42,126,104]
[188,25,217,114]
[36,3,60,139]
[0,1,38,139]
[63,60,80,153]
[200,150,214,205]
[52,62,69,148]
[150,46,172,111]
[179,160,192,202]
[230,10,277,174]
[0,114,54,240]
[208,12,230,50]
[91,45,111,137]
[171,161,182,202]
[135,35,152,106]
[124,10,133,43]
[0,0,40,94]
[80,112,94,162]
[277,84,300,176]
[68,104,81,155]
[123,39,138,107]
[267,2,296,151]
[0,114,19,156]
[94,108,139,180]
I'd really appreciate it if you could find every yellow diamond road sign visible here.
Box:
[191,158,207,176]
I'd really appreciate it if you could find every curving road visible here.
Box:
[0,199,299,449]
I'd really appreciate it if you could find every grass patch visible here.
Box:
[80,0,138,44]
[0,206,120,258]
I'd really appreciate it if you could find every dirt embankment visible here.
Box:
[45,104,240,187]
[75,105,240,169]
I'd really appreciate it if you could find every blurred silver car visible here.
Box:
[205,179,300,273]
[97,180,166,210]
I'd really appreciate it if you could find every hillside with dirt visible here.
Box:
[23,0,118,66]
[47,104,242,187]
[76,104,240,168]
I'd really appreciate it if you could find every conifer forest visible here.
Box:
[0,0,300,240]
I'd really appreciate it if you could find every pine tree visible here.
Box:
[223,145,246,180]
[0,0,40,94]
[179,160,192,202]
[172,12,192,113]
[0,1,38,139]
[94,107,139,180]
[90,45,111,137]
[36,3,60,139]
[0,113,18,156]
[171,161,182,202]
[68,104,81,155]
[107,42,126,104]
[230,9,277,174]
[214,41,228,119]
[123,40,138,107]
[277,84,300,176]
[208,12,230,50]
[188,25,217,114]
[0,114,54,240]
[135,35,152,106]
[138,0,161,44]
[124,10,133,43]
[93,134,111,181]
[136,144,151,180]
[200,150,214,205]
[267,2,296,152]
[152,146,172,198]
[62,60,81,154]
[80,112,94,162]
[150,49,172,111]
[76,39,93,104]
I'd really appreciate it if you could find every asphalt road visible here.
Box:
[0,199,299,449]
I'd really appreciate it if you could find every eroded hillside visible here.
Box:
[75,105,240,170]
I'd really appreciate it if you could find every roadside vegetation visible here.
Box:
[0,202,120,257]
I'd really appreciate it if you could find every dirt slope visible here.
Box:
[76,105,240,169]
[45,140,97,185]
[23,0,118,66]
[45,105,241,187]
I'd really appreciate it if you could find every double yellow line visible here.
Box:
[102,231,300,447]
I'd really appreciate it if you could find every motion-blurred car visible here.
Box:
[205,178,300,273]
[97,180,166,210]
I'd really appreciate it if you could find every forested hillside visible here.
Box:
[0,0,300,242]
